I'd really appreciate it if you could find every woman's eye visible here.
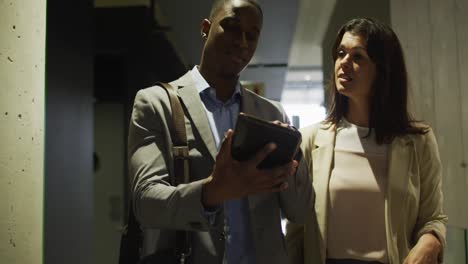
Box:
[337,50,345,57]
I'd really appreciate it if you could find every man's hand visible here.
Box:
[202,129,298,207]
[403,233,441,264]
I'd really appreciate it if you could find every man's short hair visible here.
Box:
[209,0,263,20]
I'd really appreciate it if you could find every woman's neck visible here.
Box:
[346,98,370,127]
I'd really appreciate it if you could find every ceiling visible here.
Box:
[94,0,337,100]
[151,0,335,67]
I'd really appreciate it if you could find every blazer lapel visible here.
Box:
[239,87,256,115]
[311,124,335,260]
[172,73,218,160]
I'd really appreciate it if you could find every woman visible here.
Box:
[286,18,447,264]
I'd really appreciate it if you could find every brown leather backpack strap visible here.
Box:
[157,82,187,147]
[156,82,192,263]
[156,82,190,185]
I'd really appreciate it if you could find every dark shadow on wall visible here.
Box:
[94,5,187,221]
[44,0,94,263]
[45,2,187,263]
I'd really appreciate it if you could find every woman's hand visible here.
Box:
[403,233,441,264]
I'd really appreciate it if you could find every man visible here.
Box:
[128,0,314,263]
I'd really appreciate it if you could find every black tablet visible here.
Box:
[231,112,302,169]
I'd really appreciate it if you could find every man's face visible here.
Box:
[201,0,262,78]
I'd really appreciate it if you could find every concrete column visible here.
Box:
[0,0,46,263]
[391,0,468,261]
[391,0,468,229]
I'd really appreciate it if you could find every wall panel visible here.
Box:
[429,0,466,228]
[454,0,468,205]
[392,0,468,228]
[0,0,46,263]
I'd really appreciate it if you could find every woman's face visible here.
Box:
[334,31,377,102]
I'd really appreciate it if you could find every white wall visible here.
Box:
[0,0,46,263]
[391,0,468,229]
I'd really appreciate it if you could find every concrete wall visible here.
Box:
[390,0,468,229]
[391,1,468,260]
[0,0,46,263]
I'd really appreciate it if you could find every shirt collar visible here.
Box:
[189,65,242,99]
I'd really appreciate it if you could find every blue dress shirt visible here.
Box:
[190,66,256,264]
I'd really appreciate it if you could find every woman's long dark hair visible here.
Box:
[325,17,427,144]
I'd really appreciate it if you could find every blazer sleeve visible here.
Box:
[276,104,315,224]
[285,124,318,263]
[413,128,448,260]
[128,88,212,231]
[285,221,305,263]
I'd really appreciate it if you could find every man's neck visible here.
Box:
[199,67,239,102]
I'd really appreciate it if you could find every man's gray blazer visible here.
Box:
[128,71,314,263]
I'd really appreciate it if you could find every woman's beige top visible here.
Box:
[327,119,389,262]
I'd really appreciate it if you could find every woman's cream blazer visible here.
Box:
[286,122,448,264]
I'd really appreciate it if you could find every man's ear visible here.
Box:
[201,19,211,39]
